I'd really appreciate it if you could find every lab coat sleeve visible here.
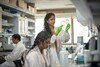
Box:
[5,44,25,61]
[49,35,61,67]
[50,46,61,67]
[50,35,61,53]
[25,52,39,67]
[50,35,57,43]
[56,36,62,53]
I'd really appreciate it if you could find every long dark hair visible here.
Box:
[44,12,55,35]
[30,30,51,50]
[21,31,51,65]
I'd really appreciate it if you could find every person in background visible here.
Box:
[43,12,61,67]
[24,31,51,67]
[0,34,26,67]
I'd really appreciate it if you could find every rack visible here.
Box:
[0,1,35,18]
[0,1,36,49]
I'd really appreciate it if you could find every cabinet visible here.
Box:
[13,17,35,36]
[0,1,36,49]
[13,16,27,35]
[0,7,14,36]
[27,18,35,36]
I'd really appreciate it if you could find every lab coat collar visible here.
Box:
[14,41,22,47]
[31,46,42,55]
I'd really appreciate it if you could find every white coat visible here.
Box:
[24,46,46,67]
[44,35,61,67]
[0,41,26,67]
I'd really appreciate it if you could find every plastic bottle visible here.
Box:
[59,47,69,67]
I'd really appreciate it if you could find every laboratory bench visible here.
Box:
[0,48,12,56]
[0,48,12,64]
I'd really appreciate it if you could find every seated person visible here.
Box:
[0,34,26,67]
[24,31,51,67]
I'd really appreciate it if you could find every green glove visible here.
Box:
[55,25,63,35]
[65,23,70,32]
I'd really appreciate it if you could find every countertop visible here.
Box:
[0,48,12,56]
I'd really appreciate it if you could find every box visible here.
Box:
[23,2,27,10]
[28,6,36,13]
[17,0,27,10]
[4,0,10,4]
[0,0,10,4]
[9,0,17,6]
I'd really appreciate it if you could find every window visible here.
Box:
[73,18,90,43]
[35,17,90,45]
[36,17,72,44]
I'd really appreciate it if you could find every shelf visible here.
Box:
[33,33,35,35]
[28,27,35,30]
[0,33,13,36]
[2,11,15,18]
[0,2,35,17]
[91,50,100,55]
[0,1,36,47]
[2,23,14,27]
[19,33,35,37]
[20,34,27,36]
[27,34,34,37]
[28,18,35,23]
[27,34,35,37]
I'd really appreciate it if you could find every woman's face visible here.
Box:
[43,39,50,49]
[47,15,55,27]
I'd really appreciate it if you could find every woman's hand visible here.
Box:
[50,35,57,43]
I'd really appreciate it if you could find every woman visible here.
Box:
[44,12,61,67]
[24,31,51,67]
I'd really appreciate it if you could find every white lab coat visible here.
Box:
[44,35,61,67]
[24,46,46,67]
[0,41,26,67]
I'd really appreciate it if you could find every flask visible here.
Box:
[59,47,69,67]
